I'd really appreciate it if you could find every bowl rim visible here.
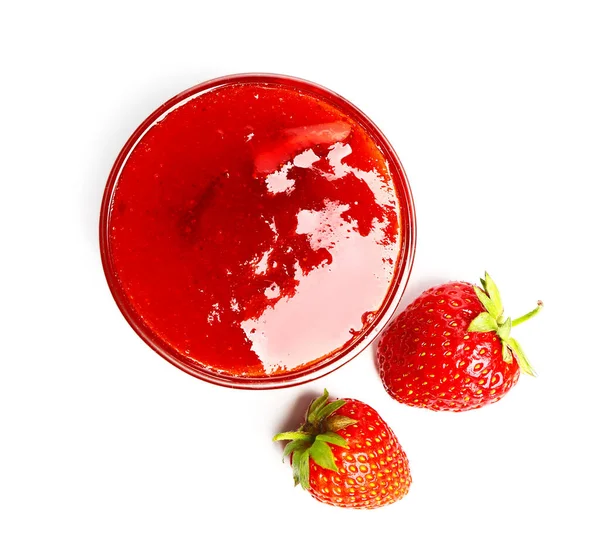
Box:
[99,72,417,389]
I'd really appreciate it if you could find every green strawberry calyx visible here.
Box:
[468,272,543,377]
[273,389,357,490]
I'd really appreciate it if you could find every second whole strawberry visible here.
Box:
[274,390,411,509]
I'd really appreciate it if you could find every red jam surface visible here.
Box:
[104,76,408,382]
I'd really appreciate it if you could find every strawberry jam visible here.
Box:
[101,74,415,387]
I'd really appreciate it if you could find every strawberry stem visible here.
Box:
[273,390,357,491]
[512,301,543,327]
[273,431,312,442]
[470,273,543,376]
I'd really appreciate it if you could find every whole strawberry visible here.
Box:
[273,389,411,509]
[377,272,542,412]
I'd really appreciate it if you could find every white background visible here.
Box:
[2,1,598,541]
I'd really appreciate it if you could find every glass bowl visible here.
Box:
[99,73,416,389]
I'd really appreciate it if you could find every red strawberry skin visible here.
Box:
[377,282,520,412]
[306,400,411,508]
